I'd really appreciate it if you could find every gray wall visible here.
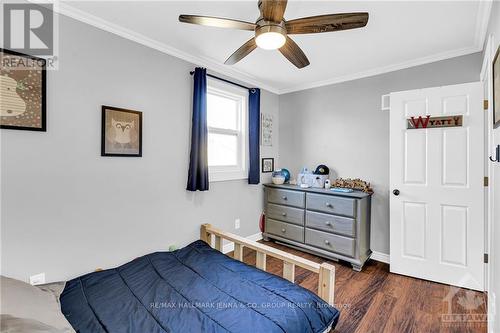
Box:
[278,53,482,255]
[0,15,279,282]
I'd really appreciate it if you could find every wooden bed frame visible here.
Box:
[200,224,335,305]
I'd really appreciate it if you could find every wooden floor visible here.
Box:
[235,240,487,333]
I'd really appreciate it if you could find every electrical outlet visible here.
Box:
[30,273,45,285]
[235,218,241,230]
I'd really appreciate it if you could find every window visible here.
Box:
[207,78,248,182]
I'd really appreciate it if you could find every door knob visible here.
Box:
[393,189,400,196]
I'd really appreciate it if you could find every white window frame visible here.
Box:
[207,78,248,182]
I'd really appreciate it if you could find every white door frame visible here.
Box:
[480,33,493,294]
[480,33,496,333]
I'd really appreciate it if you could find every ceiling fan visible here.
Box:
[179,0,368,69]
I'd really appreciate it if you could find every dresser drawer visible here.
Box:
[267,188,305,208]
[305,228,355,257]
[266,203,304,226]
[266,219,304,243]
[306,193,356,217]
[306,211,356,237]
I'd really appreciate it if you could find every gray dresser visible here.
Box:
[263,184,372,271]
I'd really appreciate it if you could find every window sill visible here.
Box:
[209,170,248,183]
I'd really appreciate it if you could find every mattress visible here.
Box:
[60,240,339,333]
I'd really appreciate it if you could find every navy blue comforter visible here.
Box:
[61,240,339,333]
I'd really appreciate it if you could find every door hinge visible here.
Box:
[484,100,489,110]
[484,253,489,264]
[484,177,489,187]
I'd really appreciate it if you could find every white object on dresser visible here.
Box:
[389,82,484,291]
[297,173,329,188]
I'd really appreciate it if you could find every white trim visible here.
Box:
[279,46,482,94]
[481,33,494,82]
[370,251,390,264]
[481,33,496,333]
[55,2,491,95]
[381,94,390,111]
[207,78,249,182]
[490,292,497,333]
[474,1,493,51]
[223,232,262,254]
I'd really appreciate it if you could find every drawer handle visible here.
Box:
[281,212,287,217]
[282,196,288,200]
[281,228,286,233]
[325,202,333,208]
[325,221,332,226]
[324,240,330,245]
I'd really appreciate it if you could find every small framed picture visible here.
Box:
[101,106,142,157]
[261,113,273,146]
[493,45,500,128]
[0,48,46,131]
[262,158,274,173]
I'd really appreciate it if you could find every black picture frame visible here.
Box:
[0,48,47,131]
[493,45,500,128]
[261,158,274,173]
[101,106,142,157]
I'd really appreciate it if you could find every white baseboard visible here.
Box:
[222,232,263,254]
[371,251,390,264]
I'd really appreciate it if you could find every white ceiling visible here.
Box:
[60,1,491,94]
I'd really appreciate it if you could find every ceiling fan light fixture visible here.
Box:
[256,31,286,50]
[255,23,287,50]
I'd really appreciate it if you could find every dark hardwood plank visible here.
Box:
[234,240,487,333]
[354,292,397,333]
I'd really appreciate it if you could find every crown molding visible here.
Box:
[55,2,489,96]
[278,45,482,94]
[56,2,281,94]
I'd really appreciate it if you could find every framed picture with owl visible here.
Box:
[101,106,142,157]
[0,48,46,131]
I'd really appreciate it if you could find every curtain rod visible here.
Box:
[189,71,253,91]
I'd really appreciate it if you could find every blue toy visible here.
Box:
[280,168,291,182]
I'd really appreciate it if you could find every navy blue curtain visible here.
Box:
[186,68,209,191]
[248,88,261,184]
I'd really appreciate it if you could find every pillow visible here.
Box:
[0,276,75,333]
[1,314,67,333]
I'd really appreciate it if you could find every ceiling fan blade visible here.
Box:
[225,38,257,65]
[258,0,288,23]
[279,36,310,69]
[179,15,256,31]
[285,13,369,34]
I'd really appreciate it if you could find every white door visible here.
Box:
[390,82,484,291]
